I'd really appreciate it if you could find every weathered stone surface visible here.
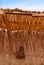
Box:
[0,29,44,65]
[0,8,44,65]
[0,9,44,32]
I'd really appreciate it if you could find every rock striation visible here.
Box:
[0,8,44,65]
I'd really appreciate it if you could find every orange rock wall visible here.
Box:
[0,10,44,65]
[0,14,44,32]
[0,30,44,65]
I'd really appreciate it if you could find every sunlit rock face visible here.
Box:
[0,29,44,65]
[0,8,44,32]
[0,8,44,65]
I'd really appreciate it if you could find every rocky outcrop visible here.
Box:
[0,8,44,65]
[0,29,44,65]
[0,8,44,32]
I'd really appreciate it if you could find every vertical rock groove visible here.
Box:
[0,29,44,65]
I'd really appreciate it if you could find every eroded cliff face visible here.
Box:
[0,29,44,65]
[0,9,44,32]
[0,9,44,65]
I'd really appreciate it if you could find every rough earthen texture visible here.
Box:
[0,8,44,32]
[0,8,44,65]
[0,30,44,65]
